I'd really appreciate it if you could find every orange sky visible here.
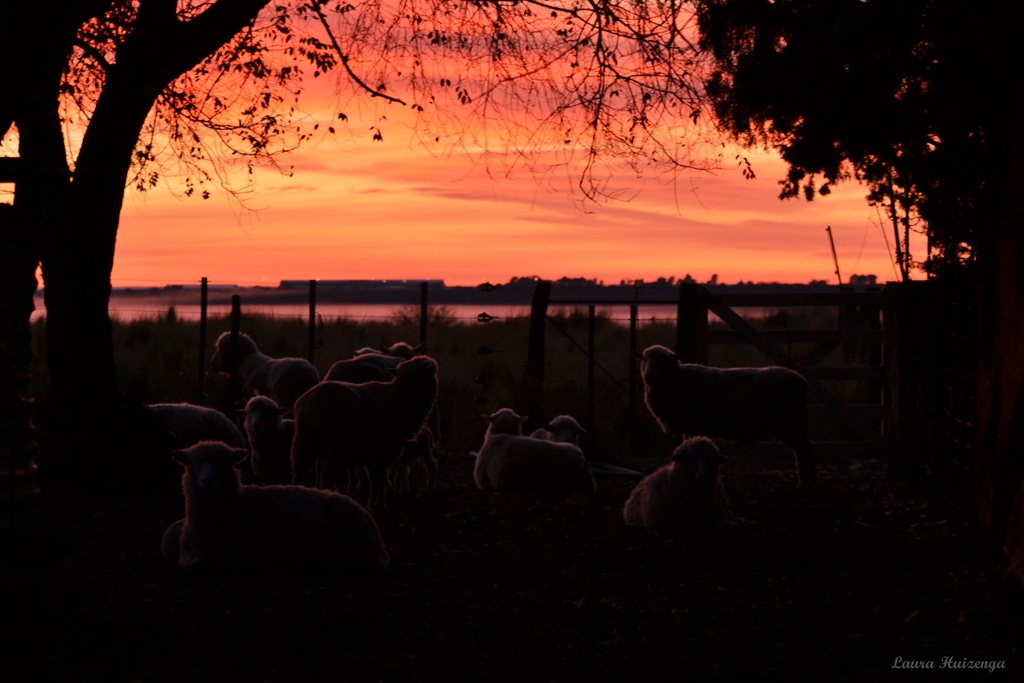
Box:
[112,117,920,288]
[7,80,924,289]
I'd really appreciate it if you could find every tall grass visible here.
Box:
[28,303,870,466]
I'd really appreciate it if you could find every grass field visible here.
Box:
[27,302,876,469]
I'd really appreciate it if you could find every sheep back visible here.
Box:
[640,345,809,444]
[211,331,319,407]
[474,435,593,494]
[147,403,247,450]
[291,356,439,506]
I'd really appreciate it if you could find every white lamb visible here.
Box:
[483,407,529,437]
[622,436,732,530]
[530,414,587,446]
[474,408,593,494]
[291,355,439,511]
[237,395,295,484]
[168,440,389,573]
[639,344,816,490]
[143,402,247,451]
[210,331,320,408]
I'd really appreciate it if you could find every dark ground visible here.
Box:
[5,449,1022,682]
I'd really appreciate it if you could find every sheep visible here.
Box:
[236,395,295,484]
[622,436,732,530]
[639,344,816,490]
[327,341,443,467]
[473,408,593,494]
[143,402,247,452]
[169,441,389,573]
[369,341,423,359]
[389,428,438,493]
[210,331,320,408]
[483,407,529,438]
[291,355,439,512]
[530,414,587,446]
[323,353,400,384]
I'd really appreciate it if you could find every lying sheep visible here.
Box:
[623,436,732,530]
[291,355,439,512]
[237,396,295,484]
[143,402,247,451]
[530,414,587,446]
[474,408,593,494]
[169,441,389,573]
[210,331,320,408]
[639,344,816,490]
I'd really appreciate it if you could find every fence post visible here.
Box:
[228,295,242,408]
[198,277,208,397]
[676,282,708,364]
[588,304,596,432]
[308,279,317,364]
[629,303,639,452]
[420,281,429,346]
[521,280,551,430]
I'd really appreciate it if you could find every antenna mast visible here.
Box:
[825,226,843,287]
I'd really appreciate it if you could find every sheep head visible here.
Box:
[639,345,680,386]
[241,395,289,439]
[173,441,248,501]
[542,415,587,444]
[669,437,727,491]
[210,332,260,374]
[484,408,528,438]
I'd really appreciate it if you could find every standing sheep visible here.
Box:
[291,355,439,512]
[237,395,295,484]
[210,331,320,408]
[389,428,438,493]
[639,344,816,490]
[622,436,732,530]
[168,441,388,573]
[326,341,443,471]
[474,408,593,494]
[324,353,400,384]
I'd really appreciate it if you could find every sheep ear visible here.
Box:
[277,407,291,417]
[171,450,189,466]
[378,343,390,353]
[519,415,529,425]
[233,449,249,466]
[483,413,495,424]
[577,426,588,435]
[413,342,426,354]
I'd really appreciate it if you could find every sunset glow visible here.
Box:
[110,100,918,289]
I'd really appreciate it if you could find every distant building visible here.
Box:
[278,279,446,291]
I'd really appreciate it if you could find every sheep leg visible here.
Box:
[786,437,817,491]
[367,463,389,512]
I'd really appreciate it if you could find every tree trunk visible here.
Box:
[40,64,163,473]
